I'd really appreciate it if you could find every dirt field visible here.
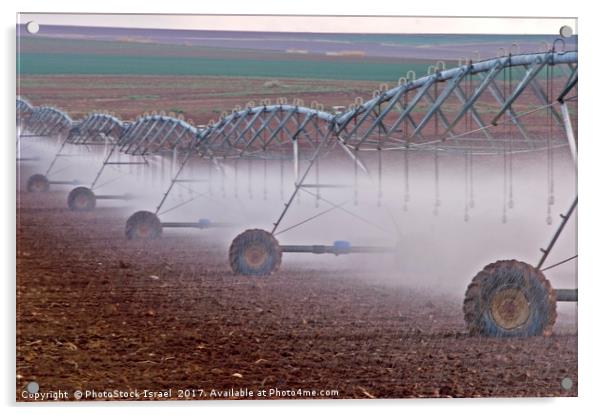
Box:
[16,166,577,400]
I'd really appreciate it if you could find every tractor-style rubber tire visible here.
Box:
[125,211,162,240]
[463,260,556,337]
[67,187,96,211]
[26,174,49,193]
[229,229,282,276]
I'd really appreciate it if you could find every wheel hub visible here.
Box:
[490,288,530,330]
[75,194,88,208]
[137,224,150,237]
[243,244,268,268]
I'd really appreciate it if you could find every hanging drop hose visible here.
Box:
[434,78,439,136]
[377,101,383,208]
[508,61,514,209]
[469,60,474,131]
[315,129,321,207]
[186,159,193,197]
[502,144,508,224]
[434,148,440,216]
[464,151,469,222]
[315,156,320,207]
[220,161,226,198]
[548,65,555,205]
[501,64,508,223]
[248,159,253,200]
[463,65,469,133]
[546,62,554,224]
[279,157,284,201]
[377,148,382,208]
[469,149,475,208]
[263,158,268,201]
[353,148,358,206]
[403,145,410,212]
[234,159,239,199]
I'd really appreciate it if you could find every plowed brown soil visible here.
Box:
[16,182,577,400]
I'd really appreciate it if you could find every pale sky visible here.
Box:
[17,14,577,35]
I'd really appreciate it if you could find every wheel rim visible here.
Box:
[490,288,530,330]
[33,180,43,191]
[243,243,268,268]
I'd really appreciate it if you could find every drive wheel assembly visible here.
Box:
[125,210,162,240]
[463,260,556,337]
[26,174,49,193]
[67,187,96,211]
[229,229,282,276]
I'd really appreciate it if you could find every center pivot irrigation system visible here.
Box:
[18,46,578,337]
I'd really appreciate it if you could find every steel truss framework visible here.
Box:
[198,104,336,160]
[67,113,125,145]
[22,106,73,137]
[19,50,578,161]
[16,97,33,125]
[18,49,578,238]
[91,115,200,193]
[335,51,577,154]
[119,115,198,156]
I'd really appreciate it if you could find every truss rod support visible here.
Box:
[491,54,552,125]
[280,243,396,255]
[559,102,577,167]
[555,288,578,302]
[293,138,300,184]
[272,128,334,235]
[104,161,147,165]
[161,221,233,229]
[47,180,80,186]
[91,142,118,189]
[95,194,134,201]
[337,140,368,173]
[536,197,577,270]
[558,76,578,103]
[155,151,194,215]
[299,184,350,189]
[45,136,71,176]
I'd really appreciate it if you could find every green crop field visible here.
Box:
[17,52,440,82]
[17,51,569,84]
